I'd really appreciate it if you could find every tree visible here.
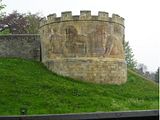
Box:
[155,67,159,83]
[25,12,41,34]
[0,11,28,34]
[0,0,5,17]
[0,0,7,34]
[137,63,147,74]
[124,41,137,69]
[0,11,42,34]
[0,28,9,35]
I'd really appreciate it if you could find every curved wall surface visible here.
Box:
[39,11,127,84]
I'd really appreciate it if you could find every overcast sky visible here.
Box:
[2,0,160,72]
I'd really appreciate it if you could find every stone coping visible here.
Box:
[46,57,126,62]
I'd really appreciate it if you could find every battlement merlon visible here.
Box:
[61,11,73,21]
[39,11,124,27]
[47,14,57,23]
[40,17,47,27]
[98,11,109,21]
[80,10,92,20]
[111,14,124,26]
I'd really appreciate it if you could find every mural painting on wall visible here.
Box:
[88,25,109,56]
[65,25,87,57]
[105,36,124,58]
[91,24,124,58]
[48,29,63,58]
[47,24,124,58]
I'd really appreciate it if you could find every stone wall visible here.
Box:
[0,34,40,61]
[46,58,127,84]
[39,11,127,84]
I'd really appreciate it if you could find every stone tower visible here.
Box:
[39,11,127,84]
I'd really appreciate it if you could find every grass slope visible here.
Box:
[0,58,159,115]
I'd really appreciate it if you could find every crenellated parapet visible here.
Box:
[98,11,109,21]
[61,11,72,21]
[80,10,92,20]
[112,14,124,26]
[40,11,124,27]
[47,13,56,23]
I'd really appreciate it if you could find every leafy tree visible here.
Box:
[0,11,42,34]
[137,63,147,74]
[25,12,41,34]
[155,67,159,83]
[0,28,10,35]
[0,0,7,34]
[124,41,137,69]
[0,11,28,34]
[0,0,5,17]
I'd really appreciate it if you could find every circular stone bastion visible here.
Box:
[39,11,127,84]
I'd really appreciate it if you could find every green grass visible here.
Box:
[0,58,159,115]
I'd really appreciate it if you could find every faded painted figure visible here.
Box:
[104,35,125,59]
[48,29,63,58]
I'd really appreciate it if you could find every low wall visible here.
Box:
[0,110,158,120]
[0,34,41,61]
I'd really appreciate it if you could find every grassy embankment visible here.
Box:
[0,58,158,115]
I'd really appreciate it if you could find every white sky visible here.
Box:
[2,0,160,72]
